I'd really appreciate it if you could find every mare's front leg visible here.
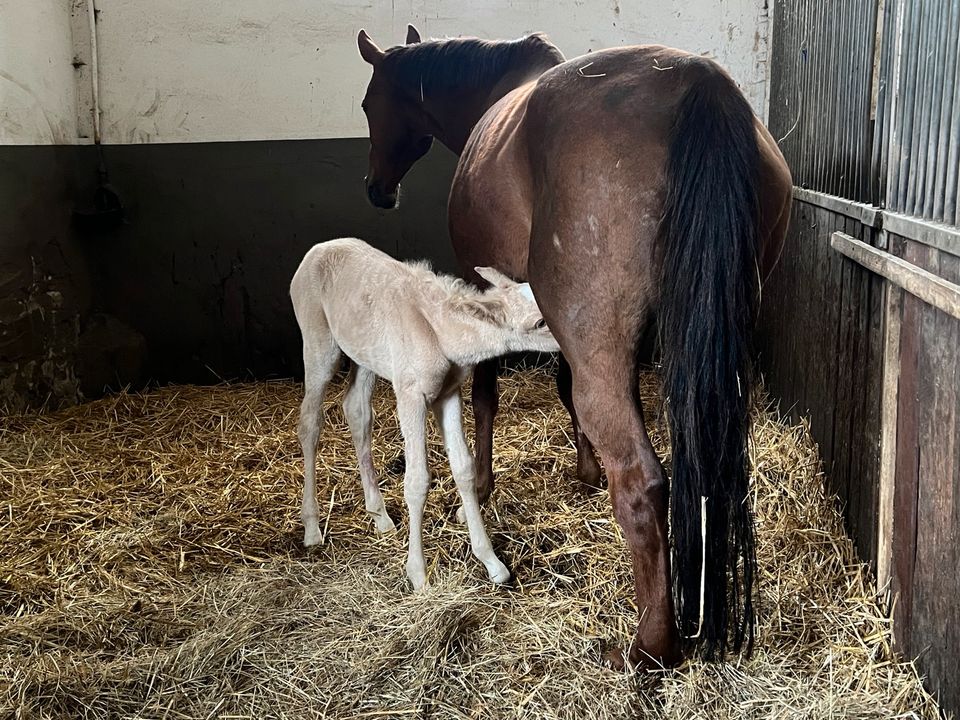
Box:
[395,388,431,590]
[434,391,510,584]
[471,358,499,504]
[343,365,395,534]
[556,354,604,492]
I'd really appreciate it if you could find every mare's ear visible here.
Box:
[474,266,515,289]
[358,29,385,66]
[406,24,422,44]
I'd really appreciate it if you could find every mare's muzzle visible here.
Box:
[365,177,399,210]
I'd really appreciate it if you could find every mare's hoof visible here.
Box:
[600,643,683,671]
[578,465,607,493]
[601,647,629,671]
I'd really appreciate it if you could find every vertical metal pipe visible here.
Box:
[895,0,920,211]
[921,0,950,218]
[933,0,960,221]
[885,0,908,210]
[907,1,937,215]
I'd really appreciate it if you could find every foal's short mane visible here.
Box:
[381,34,564,98]
[404,259,507,324]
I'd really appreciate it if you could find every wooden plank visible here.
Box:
[862,236,886,565]
[849,219,882,566]
[883,211,960,259]
[831,231,960,320]
[793,186,882,227]
[793,187,960,258]
[877,278,902,592]
[892,236,922,652]
[805,209,847,472]
[833,217,858,517]
[911,246,960,713]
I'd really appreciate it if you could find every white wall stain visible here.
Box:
[0,0,78,144]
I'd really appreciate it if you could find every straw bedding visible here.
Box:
[0,367,943,719]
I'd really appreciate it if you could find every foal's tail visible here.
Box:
[658,62,761,658]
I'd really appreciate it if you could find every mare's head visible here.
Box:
[357,25,433,209]
[474,267,560,354]
[357,25,564,210]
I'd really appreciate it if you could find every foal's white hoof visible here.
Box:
[489,562,511,585]
[373,512,397,534]
[303,524,323,547]
[407,569,429,592]
[456,505,467,524]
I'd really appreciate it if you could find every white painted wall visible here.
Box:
[0,0,79,144]
[0,0,769,145]
[94,0,770,144]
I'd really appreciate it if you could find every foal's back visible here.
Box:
[290,238,443,381]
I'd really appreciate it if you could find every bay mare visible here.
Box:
[356,26,792,666]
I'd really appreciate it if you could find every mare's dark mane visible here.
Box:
[381,34,564,98]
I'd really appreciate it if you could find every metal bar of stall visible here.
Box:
[931,0,960,221]
[886,0,909,210]
[920,0,949,219]
[904,0,930,214]
[871,0,895,206]
[945,6,960,225]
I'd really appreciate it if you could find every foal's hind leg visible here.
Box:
[557,355,604,492]
[395,388,431,590]
[434,391,510,584]
[298,332,341,547]
[343,365,395,534]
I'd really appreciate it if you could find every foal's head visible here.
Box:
[473,267,560,354]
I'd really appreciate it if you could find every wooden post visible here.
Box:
[877,279,902,594]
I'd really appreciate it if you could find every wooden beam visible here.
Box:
[793,187,881,228]
[794,187,960,258]
[831,232,960,321]
[877,280,902,593]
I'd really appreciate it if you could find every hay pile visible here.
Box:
[0,368,943,719]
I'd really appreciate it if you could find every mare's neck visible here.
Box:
[413,40,564,155]
[425,71,531,154]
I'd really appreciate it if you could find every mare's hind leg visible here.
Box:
[298,329,341,547]
[343,365,395,534]
[471,358,499,504]
[556,354,604,491]
[434,391,510,584]
[568,349,681,668]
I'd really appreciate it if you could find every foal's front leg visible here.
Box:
[395,389,431,590]
[434,391,510,584]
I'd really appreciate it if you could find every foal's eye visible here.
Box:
[534,319,547,330]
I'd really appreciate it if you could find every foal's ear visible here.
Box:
[516,283,536,303]
[406,24,422,44]
[358,29,385,66]
[474,266,515,289]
